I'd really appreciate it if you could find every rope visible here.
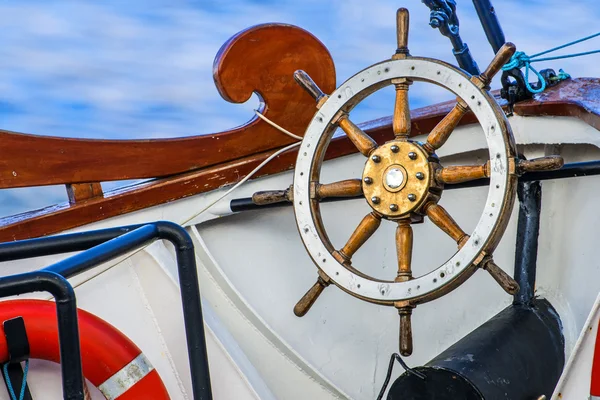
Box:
[550,69,571,82]
[3,361,29,400]
[2,361,90,399]
[253,109,303,140]
[180,110,302,225]
[502,51,547,93]
[49,109,304,297]
[502,31,600,94]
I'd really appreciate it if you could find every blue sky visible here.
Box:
[1,0,599,217]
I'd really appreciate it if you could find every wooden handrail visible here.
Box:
[0,20,599,242]
[0,23,336,190]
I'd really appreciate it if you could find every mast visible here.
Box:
[471,0,506,53]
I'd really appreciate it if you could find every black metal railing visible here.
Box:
[0,221,212,400]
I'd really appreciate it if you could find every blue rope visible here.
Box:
[502,31,600,94]
[502,51,547,93]
[550,69,571,82]
[531,31,600,58]
[2,361,29,400]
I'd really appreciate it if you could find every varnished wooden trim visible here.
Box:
[513,78,600,130]
[0,23,336,189]
[66,183,103,204]
[1,74,599,240]
[0,149,297,242]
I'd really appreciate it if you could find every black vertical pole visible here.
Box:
[0,271,84,400]
[472,0,506,53]
[157,222,213,400]
[513,181,542,306]
[0,222,213,400]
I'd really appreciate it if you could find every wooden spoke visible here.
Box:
[391,8,412,138]
[482,258,520,295]
[435,162,490,185]
[425,43,515,152]
[252,185,293,205]
[395,8,410,56]
[337,115,378,156]
[393,80,411,138]
[395,220,413,282]
[477,42,516,88]
[294,275,330,317]
[516,156,564,175]
[339,212,382,262]
[425,203,469,247]
[314,179,363,200]
[396,304,414,356]
[293,70,328,108]
[423,101,468,153]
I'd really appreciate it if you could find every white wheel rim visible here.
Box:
[293,57,511,302]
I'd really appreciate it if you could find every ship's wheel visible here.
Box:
[282,8,562,356]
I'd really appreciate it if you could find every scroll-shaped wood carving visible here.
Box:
[0,23,336,189]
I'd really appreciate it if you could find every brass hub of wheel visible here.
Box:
[362,140,432,218]
[288,6,557,358]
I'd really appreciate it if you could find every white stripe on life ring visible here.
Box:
[98,353,154,399]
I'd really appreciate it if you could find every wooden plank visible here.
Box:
[2,62,600,240]
[0,98,484,242]
[514,78,600,130]
[0,149,296,241]
[66,183,104,204]
[0,23,336,189]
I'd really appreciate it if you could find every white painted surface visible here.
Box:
[198,159,516,399]
[0,114,598,398]
[0,245,262,399]
[195,117,600,399]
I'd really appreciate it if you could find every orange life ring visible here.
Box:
[0,300,169,399]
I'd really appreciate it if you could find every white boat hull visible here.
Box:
[1,114,599,399]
